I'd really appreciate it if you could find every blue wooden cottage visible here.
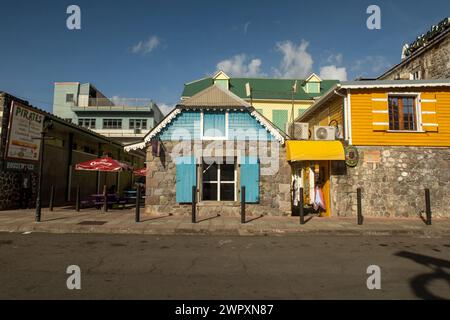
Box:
[125,85,292,217]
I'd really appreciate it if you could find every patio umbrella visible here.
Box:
[133,168,146,176]
[75,156,131,172]
[75,156,132,194]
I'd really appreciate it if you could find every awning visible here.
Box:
[286,140,345,161]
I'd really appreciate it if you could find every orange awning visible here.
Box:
[286,140,345,161]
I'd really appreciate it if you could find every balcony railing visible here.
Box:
[93,129,150,138]
[72,97,154,112]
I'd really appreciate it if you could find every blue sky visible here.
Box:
[0,0,449,113]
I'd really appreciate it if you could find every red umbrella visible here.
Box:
[75,156,131,172]
[133,168,146,176]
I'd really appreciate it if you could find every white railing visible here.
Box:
[73,97,154,111]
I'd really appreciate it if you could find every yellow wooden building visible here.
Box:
[287,79,450,218]
[182,71,339,134]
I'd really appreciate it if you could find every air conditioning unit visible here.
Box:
[134,128,142,134]
[287,122,309,140]
[313,126,336,141]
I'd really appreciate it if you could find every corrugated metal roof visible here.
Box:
[181,85,251,108]
[182,77,339,101]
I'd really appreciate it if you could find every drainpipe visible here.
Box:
[334,90,348,143]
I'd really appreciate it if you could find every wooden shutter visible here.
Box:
[240,156,260,203]
[420,93,438,132]
[371,93,389,131]
[175,156,197,203]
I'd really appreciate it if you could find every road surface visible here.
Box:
[0,232,449,299]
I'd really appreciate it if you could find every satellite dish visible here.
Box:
[245,82,251,97]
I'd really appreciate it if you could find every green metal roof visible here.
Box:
[182,77,340,101]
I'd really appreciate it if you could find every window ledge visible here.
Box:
[386,130,426,133]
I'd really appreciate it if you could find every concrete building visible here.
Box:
[379,17,450,80]
[53,82,164,145]
[0,92,145,211]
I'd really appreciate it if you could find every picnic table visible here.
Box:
[123,190,145,205]
[91,193,127,209]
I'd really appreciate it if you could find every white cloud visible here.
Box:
[326,53,343,65]
[131,35,160,54]
[273,40,313,78]
[158,103,175,115]
[216,54,264,77]
[319,65,348,81]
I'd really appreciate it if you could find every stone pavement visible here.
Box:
[0,207,449,237]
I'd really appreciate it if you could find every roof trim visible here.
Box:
[298,79,450,122]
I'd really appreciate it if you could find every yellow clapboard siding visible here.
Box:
[350,89,449,146]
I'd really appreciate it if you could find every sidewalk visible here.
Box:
[0,207,449,237]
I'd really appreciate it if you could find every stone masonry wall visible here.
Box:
[380,31,450,80]
[0,171,37,210]
[145,140,291,217]
[331,146,450,217]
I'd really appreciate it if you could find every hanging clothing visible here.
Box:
[313,186,326,211]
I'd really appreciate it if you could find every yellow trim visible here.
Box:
[286,140,345,161]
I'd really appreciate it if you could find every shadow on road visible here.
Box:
[141,214,173,222]
[395,251,450,300]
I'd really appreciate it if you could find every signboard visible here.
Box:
[402,17,450,58]
[6,162,35,171]
[6,101,44,162]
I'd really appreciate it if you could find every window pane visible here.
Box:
[202,162,218,181]
[202,183,217,201]
[220,184,235,201]
[221,164,235,181]
[203,112,226,137]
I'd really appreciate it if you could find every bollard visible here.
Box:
[192,186,196,223]
[49,185,55,212]
[299,187,305,225]
[75,185,81,212]
[103,185,108,213]
[357,188,363,225]
[425,188,432,225]
[241,186,246,224]
[135,186,141,223]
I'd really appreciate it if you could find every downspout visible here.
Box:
[333,89,348,143]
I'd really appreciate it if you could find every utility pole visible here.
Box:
[34,119,53,222]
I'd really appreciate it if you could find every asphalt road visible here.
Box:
[0,232,449,300]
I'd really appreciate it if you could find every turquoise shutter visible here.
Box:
[176,156,197,203]
[240,156,260,203]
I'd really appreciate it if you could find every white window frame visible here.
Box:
[130,119,148,130]
[200,111,229,140]
[103,118,123,130]
[78,118,96,129]
[387,93,424,132]
[201,160,237,202]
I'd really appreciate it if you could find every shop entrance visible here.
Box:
[291,161,331,217]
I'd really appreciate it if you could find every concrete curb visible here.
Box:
[1,224,449,238]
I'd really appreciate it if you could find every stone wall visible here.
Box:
[0,171,37,210]
[331,146,450,217]
[380,31,450,80]
[145,140,291,217]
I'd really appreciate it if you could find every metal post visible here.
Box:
[49,185,55,212]
[357,188,363,225]
[103,184,108,213]
[192,186,196,223]
[135,186,141,223]
[35,131,46,222]
[425,188,432,225]
[299,187,305,225]
[241,186,246,224]
[75,185,81,212]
